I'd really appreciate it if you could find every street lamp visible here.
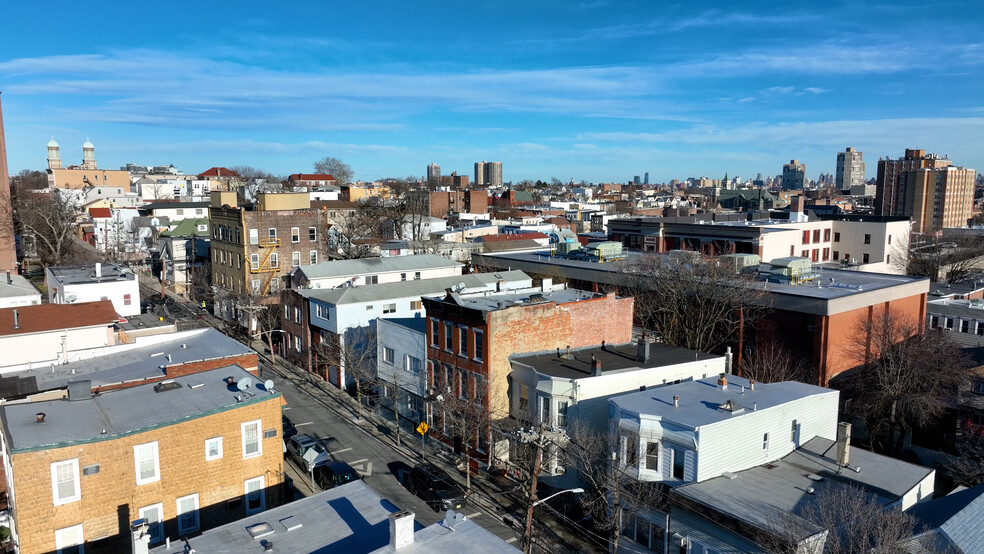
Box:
[532,487,584,507]
[522,484,584,553]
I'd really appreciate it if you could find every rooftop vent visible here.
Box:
[153,380,182,393]
[717,399,745,414]
[36,412,46,423]
[67,380,92,401]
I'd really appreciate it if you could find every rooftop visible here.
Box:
[303,271,531,305]
[512,341,719,380]
[672,436,935,540]
[1,365,277,453]
[5,328,253,391]
[426,285,603,313]
[140,200,211,211]
[0,300,119,337]
[296,254,462,280]
[610,374,834,429]
[160,218,210,237]
[378,317,427,334]
[903,484,984,553]
[0,273,40,300]
[150,480,517,554]
[47,263,136,285]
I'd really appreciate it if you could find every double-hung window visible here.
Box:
[309,227,317,242]
[383,347,395,364]
[176,493,200,535]
[459,326,468,355]
[309,251,318,264]
[292,251,301,267]
[430,319,440,346]
[242,420,262,458]
[51,459,81,505]
[473,330,484,361]
[139,503,164,545]
[445,323,453,350]
[291,227,300,243]
[205,437,223,461]
[245,476,266,515]
[55,524,84,554]
[134,442,161,485]
[383,303,396,314]
[645,442,659,470]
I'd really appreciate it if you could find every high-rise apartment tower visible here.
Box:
[782,159,806,190]
[835,147,865,190]
[875,148,976,233]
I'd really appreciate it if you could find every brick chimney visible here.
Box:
[717,373,728,391]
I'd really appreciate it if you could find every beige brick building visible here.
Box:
[0,366,285,553]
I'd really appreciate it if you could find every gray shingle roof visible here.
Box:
[296,254,462,280]
[302,271,530,305]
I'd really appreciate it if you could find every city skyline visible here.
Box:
[1,1,982,183]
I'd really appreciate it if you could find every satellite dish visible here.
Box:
[443,509,465,529]
[263,379,275,392]
[237,377,253,392]
[65,294,77,303]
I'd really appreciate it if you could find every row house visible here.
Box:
[288,254,461,290]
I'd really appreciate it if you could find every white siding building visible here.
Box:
[0,301,120,373]
[46,263,142,316]
[0,272,42,309]
[289,254,463,290]
[376,318,428,426]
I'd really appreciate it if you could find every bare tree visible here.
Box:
[439,374,493,491]
[314,327,378,420]
[324,201,381,259]
[313,156,353,185]
[843,312,972,456]
[228,165,277,200]
[907,232,984,282]
[616,253,766,354]
[10,181,79,266]
[764,482,920,553]
[738,341,810,383]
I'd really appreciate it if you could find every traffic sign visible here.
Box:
[416,422,429,435]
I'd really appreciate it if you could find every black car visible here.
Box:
[282,414,298,440]
[409,463,466,512]
[314,461,362,490]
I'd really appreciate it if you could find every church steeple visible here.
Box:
[81,138,96,169]
[47,137,62,169]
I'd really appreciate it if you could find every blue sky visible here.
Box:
[1,1,983,184]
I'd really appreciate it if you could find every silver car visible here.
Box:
[285,434,329,472]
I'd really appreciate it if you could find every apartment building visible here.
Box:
[429,190,489,217]
[876,148,977,233]
[835,147,865,190]
[209,191,332,322]
[0,365,284,554]
[288,255,462,290]
[781,159,806,190]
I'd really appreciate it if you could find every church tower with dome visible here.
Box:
[47,137,61,169]
[81,138,97,169]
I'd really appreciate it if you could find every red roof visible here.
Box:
[478,232,549,242]
[0,300,119,336]
[89,207,112,218]
[289,173,335,181]
[198,167,239,178]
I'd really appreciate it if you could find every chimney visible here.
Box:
[636,337,651,363]
[566,346,571,359]
[12,309,19,330]
[591,353,602,376]
[836,422,852,468]
[724,346,732,372]
[130,518,150,554]
[496,280,503,292]
[389,510,415,550]
[36,412,46,423]
[95,262,102,278]
[5,270,10,284]
[541,277,552,291]
[749,379,756,391]
[673,395,680,408]
[717,373,728,391]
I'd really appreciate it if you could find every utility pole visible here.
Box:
[520,425,546,554]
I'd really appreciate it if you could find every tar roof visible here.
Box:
[1,365,276,453]
[610,375,834,428]
[512,341,719,380]
[302,271,530,305]
[297,254,462,280]
[672,436,935,539]
[150,480,517,554]
[47,263,136,284]
[6,328,253,391]
[427,286,602,313]
[0,300,118,336]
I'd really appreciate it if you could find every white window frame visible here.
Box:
[51,459,81,505]
[205,436,224,461]
[309,250,318,264]
[383,303,396,314]
[270,252,279,269]
[249,228,258,245]
[176,493,200,535]
[242,420,262,458]
[309,226,317,242]
[138,503,164,545]
[250,253,259,270]
[55,523,84,554]
[292,251,301,267]
[291,227,300,243]
[383,347,395,364]
[134,442,161,485]
[245,476,266,515]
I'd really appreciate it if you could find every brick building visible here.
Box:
[209,191,332,323]
[422,283,633,457]
[0,365,284,554]
[876,148,977,233]
[428,190,488,217]
[0,92,17,274]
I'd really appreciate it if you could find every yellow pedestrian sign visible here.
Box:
[416,422,429,436]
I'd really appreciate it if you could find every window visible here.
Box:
[459,326,468,355]
[383,303,397,314]
[833,251,840,261]
[309,227,317,242]
[460,370,469,399]
[55,524,84,554]
[268,228,277,241]
[822,248,830,261]
[972,381,984,394]
[139,503,164,545]
[519,385,529,412]
[978,322,984,336]
[292,251,301,267]
[291,227,300,243]
[176,208,184,215]
[430,319,440,345]
[445,322,453,350]
[401,272,407,281]
[294,334,302,352]
[249,229,258,245]
[294,307,301,323]
[947,318,955,329]
[864,233,871,244]
[123,293,132,306]
[176,493,200,535]
[270,253,279,269]
[812,249,819,262]
[404,355,422,374]
[763,432,770,451]
[251,279,261,294]
[51,459,81,505]
[410,300,422,310]
[791,420,798,442]
[801,250,808,258]
[366,275,379,285]
[474,330,484,361]
[812,229,820,243]
[862,253,870,264]
[383,347,395,364]
[645,442,659,470]
[823,228,831,241]
[250,254,259,270]
[834,232,841,242]
[315,303,329,319]
[557,401,568,428]
[539,396,550,424]
[962,320,970,333]
[242,420,262,458]
[802,230,810,244]
[625,434,638,467]
[672,448,685,479]
[134,442,160,485]
[888,234,892,245]
[309,251,318,264]
[886,254,891,264]
[205,437,223,461]
[414,271,421,280]
[245,476,266,515]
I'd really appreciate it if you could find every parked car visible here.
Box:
[282,414,298,440]
[409,463,467,512]
[285,434,329,471]
[314,461,362,490]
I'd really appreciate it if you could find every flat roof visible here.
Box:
[5,328,254,391]
[672,436,935,540]
[377,317,427,334]
[426,286,603,313]
[1,365,277,453]
[297,254,462,280]
[150,480,517,554]
[512,341,719,380]
[47,263,136,285]
[610,375,834,429]
[302,271,530,305]
[0,273,40,299]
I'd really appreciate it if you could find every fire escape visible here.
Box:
[251,231,280,296]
